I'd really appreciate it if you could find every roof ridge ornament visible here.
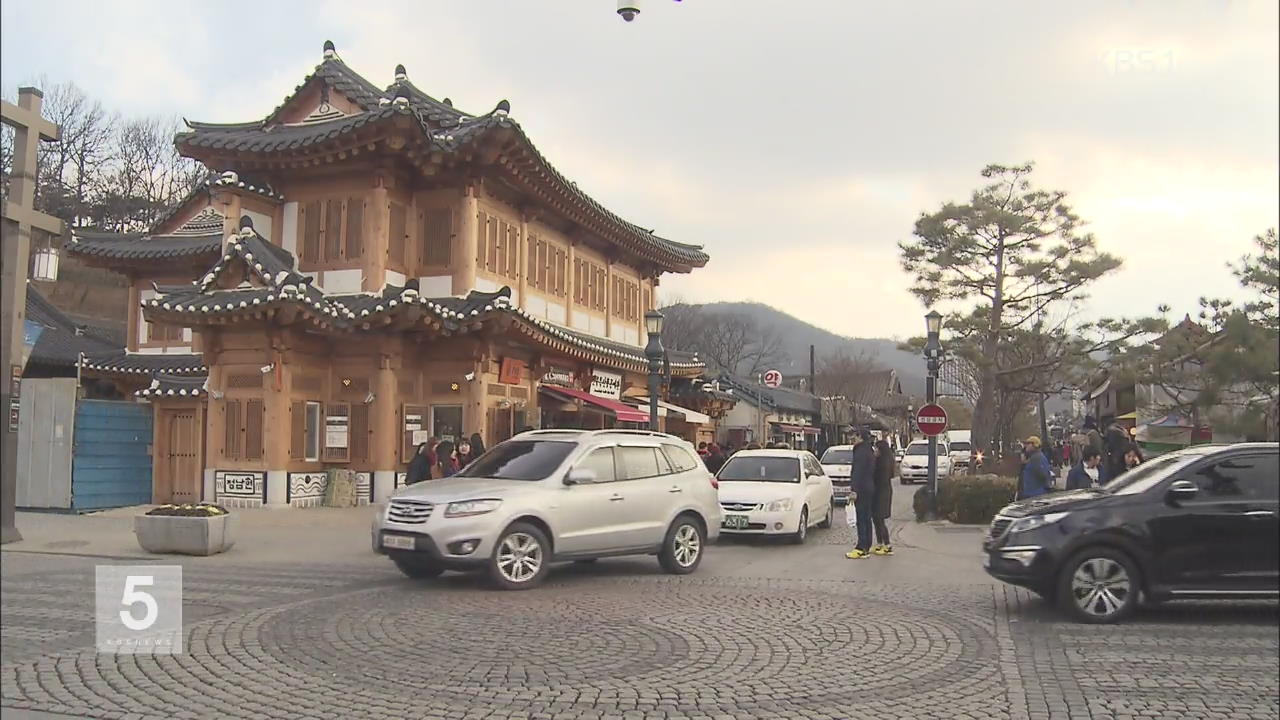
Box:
[393,84,411,107]
[323,40,336,60]
[494,99,511,117]
[394,63,407,82]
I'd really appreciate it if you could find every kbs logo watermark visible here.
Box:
[95,565,183,654]
[1098,49,1175,75]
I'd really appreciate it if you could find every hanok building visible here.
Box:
[70,41,710,508]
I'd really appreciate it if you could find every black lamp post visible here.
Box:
[644,310,665,432]
[923,310,943,519]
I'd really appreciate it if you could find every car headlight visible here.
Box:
[444,499,502,518]
[764,498,794,512]
[1009,512,1068,534]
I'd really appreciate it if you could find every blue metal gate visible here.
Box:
[72,400,153,510]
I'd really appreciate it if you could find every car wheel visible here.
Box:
[1057,548,1140,624]
[791,508,809,545]
[392,555,445,580]
[487,523,551,591]
[658,515,705,575]
[818,498,834,529]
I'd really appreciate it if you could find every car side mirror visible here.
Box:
[1167,479,1198,505]
[564,468,597,486]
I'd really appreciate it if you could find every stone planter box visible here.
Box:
[134,513,237,556]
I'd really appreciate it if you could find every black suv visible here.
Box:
[984,443,1278,623]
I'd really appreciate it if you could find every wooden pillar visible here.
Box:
[213,190,241,244]
[517,212,530,307]
[454,186,479,295]
[567,241,577,317]
[364,175,390,291]
[371,354,398,502]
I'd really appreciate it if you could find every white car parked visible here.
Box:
[899,439,952,484]
[819,445,855,504]
[715,450,835,543]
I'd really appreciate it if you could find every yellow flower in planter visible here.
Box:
[206,507,224,515]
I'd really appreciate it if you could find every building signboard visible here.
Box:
[590,370,623,400]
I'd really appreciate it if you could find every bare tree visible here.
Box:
[656,301,792,377]
[92,115,204,231]
[814,349,884,400]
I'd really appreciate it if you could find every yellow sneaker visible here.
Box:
[872,545,894,556]
[845,549,870,559]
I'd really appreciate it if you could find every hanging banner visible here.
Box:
[541,367,576,388]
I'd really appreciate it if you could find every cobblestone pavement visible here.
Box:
[2,547,1276,720]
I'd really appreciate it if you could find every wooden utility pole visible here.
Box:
[2,87,64,544]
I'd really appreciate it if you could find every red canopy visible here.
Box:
[539,386,649,424]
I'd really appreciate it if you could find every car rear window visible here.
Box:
[950,442,971,452]
[455,440,574,481]
[717,456,801,483]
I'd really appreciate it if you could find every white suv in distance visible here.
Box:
[372,430,721,590]
[716,449,834,543]
[899,439,952,484]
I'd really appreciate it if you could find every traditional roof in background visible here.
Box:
[147,170,282,234]
[80,350,206,377]
[136,373,209,399]
[25,284,123,371]
[717,373,822,415]
[67,206,225,265]
[176,41,708,273]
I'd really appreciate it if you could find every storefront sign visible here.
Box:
[541,367,576,387]
[405,413,423,432]
[590,370,623,400]
[216,471,264,498]
[412,430,431,445]
[499,358,526,385]
[326,415,349,449]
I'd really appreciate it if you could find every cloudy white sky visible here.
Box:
[3,0,1276,339]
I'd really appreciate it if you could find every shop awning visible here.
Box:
[1117,411,1137,421]
[539,386,649,423]
[634,398,710,425]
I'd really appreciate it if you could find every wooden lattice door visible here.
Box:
[158,409,203,504]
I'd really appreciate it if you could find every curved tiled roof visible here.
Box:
[136,373,209,399]
[25,285,123,370]
[80,350,207,377]
[67,208,224,264]
[180,104,427,154]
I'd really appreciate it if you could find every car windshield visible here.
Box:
[905,444,930,456]
[950,441,971,452]
[717,456,801,483]
[454,440,574,481]
[821,449,852,464]
[1104,452,1203,495]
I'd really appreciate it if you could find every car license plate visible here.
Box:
[835,487,849,495]
[722,514,749,530]
[382,533,416,550]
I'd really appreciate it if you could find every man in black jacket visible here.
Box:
[844,431,877,559]
[871,436,895,555]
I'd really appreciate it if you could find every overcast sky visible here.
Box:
[4,0,1276,340]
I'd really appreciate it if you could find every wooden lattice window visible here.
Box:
[291,401,306,459]
[224,400,242,460]
[421,207,452,267]
[226,374,263,389]
[528,235,568,297]
[323,403,351,462]
[611,275,640,321]
[299,196,367,267]
[478,211,519,280]
[350,404,370,462]
[244,400,264,460]
[388,202,408,270]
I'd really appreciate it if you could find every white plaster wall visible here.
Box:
[572,311,590,331]
[548,302,567,325]
[281,202,299,255]
[373,470,395,504]
[475,277,501,293]
[624,328,639,346]
[610,325,626,342]
[138,289,155,344]
[203,469,215,502]
[321,269,363,294]
[525,295,548,319]
[384,270,406,288]
[243,209,273,242]
[266,470,288,507]
[590,316,606,337]
[182,328,192,342]
[419,275,453,297]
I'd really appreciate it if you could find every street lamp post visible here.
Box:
[644,310,665,432]
[923,310,943,520]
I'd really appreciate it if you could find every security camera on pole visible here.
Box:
[921,311,945,520]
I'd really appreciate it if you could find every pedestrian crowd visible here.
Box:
[1017,414,1145,499]
[406,432,487,483]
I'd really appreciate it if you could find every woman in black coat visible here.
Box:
[871,438,895,554]
[406,443,433,485]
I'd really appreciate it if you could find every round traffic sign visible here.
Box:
[762,369,783,388]
[915,403,949,437]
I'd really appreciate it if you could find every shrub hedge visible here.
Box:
[913,474,1018,525]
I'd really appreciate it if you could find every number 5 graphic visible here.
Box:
[119,575,159,631]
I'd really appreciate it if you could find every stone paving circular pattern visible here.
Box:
[254,576,1008,718]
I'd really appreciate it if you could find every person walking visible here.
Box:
[871,435,895,556]
[1065,447,1102,491]
[845,431,877,560]
[1102,418,1130,483]
[435,440,459,478]
[705,444,727,474]
[1019,436,1053,499]
[406,442,434,485]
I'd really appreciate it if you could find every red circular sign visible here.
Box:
[762,370,783,388]
[915,403,949,437]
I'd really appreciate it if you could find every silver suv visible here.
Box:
[372,429,722,590]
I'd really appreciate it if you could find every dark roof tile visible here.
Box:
[25,285,123,369]
[80,350,206,376]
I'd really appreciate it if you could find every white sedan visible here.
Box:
[715,450,834,544]
[898,440,952,484]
